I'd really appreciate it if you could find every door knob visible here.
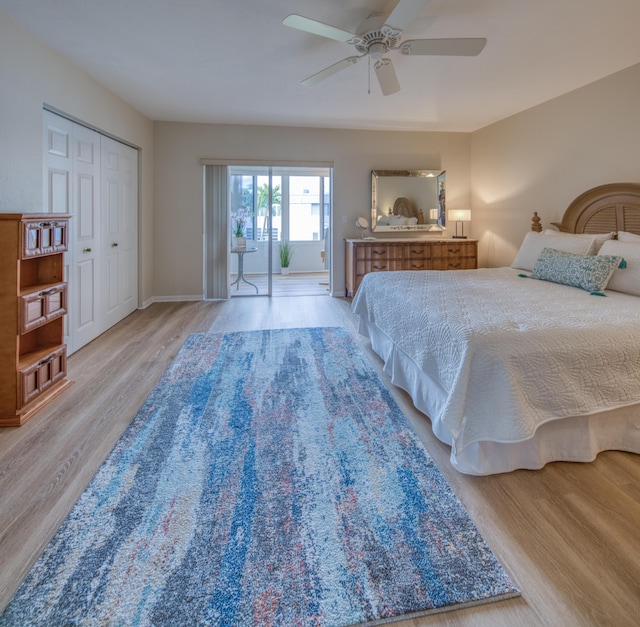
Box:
[111,242,119,248]
[82,247,92,253]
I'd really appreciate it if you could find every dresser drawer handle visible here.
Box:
[38,356,54,366]
[448,248,460,254]
[410,249,423,254]
[39,288,56,296]
[373,250,385,255]
[449,262,461,268]
[373,264,387,270]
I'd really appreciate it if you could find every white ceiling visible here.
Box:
[3,0,640,132]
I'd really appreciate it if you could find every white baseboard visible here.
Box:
[141,295,203,309]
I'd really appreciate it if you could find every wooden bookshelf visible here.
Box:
[0,214,73,427]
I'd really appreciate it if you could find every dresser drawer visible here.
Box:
[356,258,395,274]
[404,243,430,269]
[431,242,476,259]
[357,243,405,261]
[22,218,69,258]
[431,256,478,270]
[19,345,67,407]
[431,241,477,270]
[20,283,67,333]
[356,244,388,260]
[404,243,431,260]
[356,243,404,273]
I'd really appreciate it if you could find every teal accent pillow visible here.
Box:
[530,247,624,295]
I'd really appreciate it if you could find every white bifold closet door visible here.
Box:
[101,135,138,332]
[43,110,138,354]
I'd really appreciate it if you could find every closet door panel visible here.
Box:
[44,112,103,354]
[49,170,70,214]
[70,124,103,350]
[44,113,73,346]
[104,252,120,320]
[44,116,71,215]
[71,124,101,352]
[102,164,121,331]
[119,148,138,318]
[101,136,138,327]
[77,258,97,334]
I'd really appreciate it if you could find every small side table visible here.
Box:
[231,246,259,293]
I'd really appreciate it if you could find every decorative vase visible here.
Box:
[281,266,290,275]
[235,236,246,250]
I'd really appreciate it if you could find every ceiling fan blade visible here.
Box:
[385,0,432,30]
[300,56,361,87]
[400,38,487,56]
[374,58,401,96]
[283,14,355,43]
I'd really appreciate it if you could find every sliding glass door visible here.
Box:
[228,165,331,298]
[228,166,278,296]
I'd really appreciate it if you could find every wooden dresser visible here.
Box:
[0,214,73,427]
[345,238,478,297]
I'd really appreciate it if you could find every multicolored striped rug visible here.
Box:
[0,327,518,626]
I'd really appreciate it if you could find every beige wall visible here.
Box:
[153,123,471,297]
[155,63,640,297]
[4,5,640,301]
[0,13,155,304]
[471,63,640,267]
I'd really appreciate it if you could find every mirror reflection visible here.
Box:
[371,170,445,232]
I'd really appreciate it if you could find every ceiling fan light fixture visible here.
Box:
[369,42,386,59]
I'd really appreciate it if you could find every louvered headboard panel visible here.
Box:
[622,205,640,234]
[551,183,640,235]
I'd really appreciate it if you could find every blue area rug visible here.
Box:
[1,327,518,626]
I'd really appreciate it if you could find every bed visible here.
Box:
[351,183,640,475]
[375,196,423,227]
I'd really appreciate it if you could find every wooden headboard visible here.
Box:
[393,197,418,220]
[551,183,640,235]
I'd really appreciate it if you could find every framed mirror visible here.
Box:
[371,170,446,232]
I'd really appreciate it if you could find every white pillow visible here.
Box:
[511,232,595,271]
[598,240,640,296]
[617,231,640,242]
[387,215,415,226]
[541,229,615,253]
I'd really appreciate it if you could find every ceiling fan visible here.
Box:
[283,0,486,96]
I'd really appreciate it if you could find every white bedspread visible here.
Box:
[351,268,640,456]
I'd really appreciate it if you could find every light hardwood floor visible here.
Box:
[1,296,639,626]
[230,271,330,297]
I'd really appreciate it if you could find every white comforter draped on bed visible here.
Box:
[352,267,640,459]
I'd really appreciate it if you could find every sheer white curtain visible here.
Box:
[203,165,229,300]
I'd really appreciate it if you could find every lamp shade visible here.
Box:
[447,209,471,222]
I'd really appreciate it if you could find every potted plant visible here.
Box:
[231,207,251,249]
[279,240,293,275]
[233,220,246,250]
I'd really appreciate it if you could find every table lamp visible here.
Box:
[447,209,471,239]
